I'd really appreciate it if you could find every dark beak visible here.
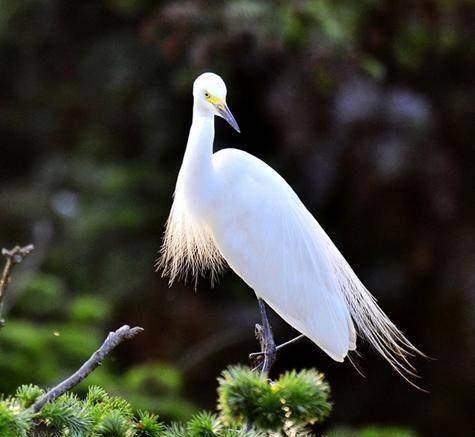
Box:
[217,103,240,133]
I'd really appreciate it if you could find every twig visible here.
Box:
[32,325,144,413]
[275,334,306,351]
[4,222,53,314]
[249,334,306,360]
[0,244,34,327]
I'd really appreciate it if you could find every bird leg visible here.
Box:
[250,298,276,375]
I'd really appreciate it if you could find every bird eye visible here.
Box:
[204,92,210,99]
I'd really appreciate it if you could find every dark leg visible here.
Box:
[251,298,276,375]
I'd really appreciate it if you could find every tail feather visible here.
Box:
[332,254,426,387]
[315,223,426,388]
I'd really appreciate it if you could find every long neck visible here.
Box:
[183,104,214,176]
[179,103,215,193]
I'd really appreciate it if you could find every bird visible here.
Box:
[159,72,423,384]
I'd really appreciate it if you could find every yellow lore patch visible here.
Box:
[206,94,223,105]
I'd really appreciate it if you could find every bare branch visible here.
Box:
[0,244,34,327]
[32,325,144,413]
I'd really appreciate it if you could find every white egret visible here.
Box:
[159,72,423,383]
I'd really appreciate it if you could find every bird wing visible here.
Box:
[211,149,423,382]
[211,148,356,361]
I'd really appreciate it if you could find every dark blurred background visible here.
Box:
[0,1,474,436]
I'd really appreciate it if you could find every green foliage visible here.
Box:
[15,384,44,408]
[95,409,130,436]
[0,399,32,437]
[39,393,94,436]
[135,411,166,437]
[218,366,330,432]
[9,386,155,436]
[86,385,110,405]
[273,370,331,425]
[186,411,222,436]
[0,366,336,436]
[160,423,187,437]
[86,386,135,435]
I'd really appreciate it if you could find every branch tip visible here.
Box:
[31,324,143,413]
[0,244,35,327]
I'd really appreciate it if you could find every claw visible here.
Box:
[249,299,277,375]
[249,351,263,359]
[254,323,264,342]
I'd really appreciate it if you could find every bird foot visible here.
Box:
[250,323,276,374]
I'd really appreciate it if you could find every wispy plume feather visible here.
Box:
[157,175,226,286]
[321,228,426,389]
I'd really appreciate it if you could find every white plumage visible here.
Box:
[159,72,422,382]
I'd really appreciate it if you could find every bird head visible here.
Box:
[193,72,240,133]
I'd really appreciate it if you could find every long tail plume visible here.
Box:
[318,227,427,389]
